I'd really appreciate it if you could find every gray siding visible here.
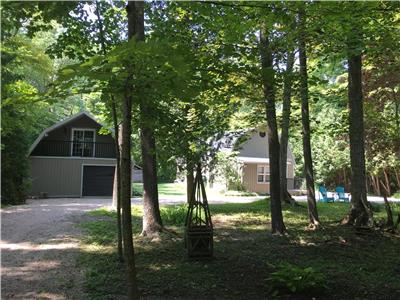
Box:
[237,129,295,164]
[132,169,143,183]
[29,157,116,197]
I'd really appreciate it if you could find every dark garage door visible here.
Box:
[82,166,115,196]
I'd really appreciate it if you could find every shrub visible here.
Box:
[161,204,188,226]
[267,263,326,294]
[132,184,143,197]
[214,152,247,192]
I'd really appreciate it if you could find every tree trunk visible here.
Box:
[279,50,295,205]
[135,7,162,237]
[342,53,373,226]
[112,122,123,262]
[94,0,123,261]
[383,169,391,196]
[380,179,394,229]
[395,169,400,190]
[298,8,320,227]
[119,2,143,299]
[259,26,286,235]
[370,175,377,196]
[140,124,163,236]
[186,164,194,204]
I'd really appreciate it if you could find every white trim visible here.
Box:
[237,156,270,164]
[256,164,270,184]
[81,164,116,197]
[30,156,117,161]
[28,111,102,156]
[71,127,96,157]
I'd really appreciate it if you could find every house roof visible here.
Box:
[214,125,296,166]
[211,129,248,153]
[28,111,102,156]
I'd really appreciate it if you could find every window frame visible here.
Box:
[71,128,96,157]
[256,164,270,184]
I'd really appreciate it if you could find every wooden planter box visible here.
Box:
[185,225,213,258]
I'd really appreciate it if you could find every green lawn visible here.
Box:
[132,182,259,198]
[78,200,400,299]
[132,182,186,197]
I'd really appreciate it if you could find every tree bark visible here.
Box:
[343,53,373,226]
[380,180,394,228]
[140,124,163,236]
[395,169,400,190]
[111,121,123,262]
[384,169,391,196]
[279,50,295,205]
[259,26,286,235]
[298,8,320,227]
[137,6,163,237]
[186,164,194,204]
[119,2,143,299]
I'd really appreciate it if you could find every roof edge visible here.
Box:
[28,111,103,156]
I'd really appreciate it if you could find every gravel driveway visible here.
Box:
[1,198,110,300]
[1,195,265,299]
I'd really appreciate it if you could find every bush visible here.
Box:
[267,263,326,294]
[161,204,188,226]
[131,183,143,197]
[214,152,247,192]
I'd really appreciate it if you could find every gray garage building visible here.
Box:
[28,111,140,198]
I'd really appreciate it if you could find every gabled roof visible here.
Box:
[213,125,296,166]
[28,111,102,155]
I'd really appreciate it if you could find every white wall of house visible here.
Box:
[237,129,295,164]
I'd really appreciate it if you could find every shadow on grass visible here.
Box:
[78,200,400,299]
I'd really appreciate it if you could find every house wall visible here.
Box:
[242,163,295,194]
[237,129,296,164]
[237,130,269,158]
[132,169,143,183]
[31,114,115,157]
[29,156,116,197]
[242,164,270,194]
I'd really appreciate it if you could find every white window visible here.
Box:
[71,129,95,157]
[257,164,270,183]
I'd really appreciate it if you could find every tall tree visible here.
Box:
[138,10,163,237]
[279,50,295,205]
[260,25,286,235]
[140,122,163,236]
[120,1,142,298]
[298,6,320,227]
[343,35,373,226]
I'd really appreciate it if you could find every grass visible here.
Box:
[132,182,186,197]
[132,182,261,198]
[78,200,400,299]
[224,190,258,197]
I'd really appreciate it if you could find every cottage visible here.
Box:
[28,111,141,198]
[215,126,295,194]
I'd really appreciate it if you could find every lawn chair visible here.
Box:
[318,186,335,203]
[335,186,350,202]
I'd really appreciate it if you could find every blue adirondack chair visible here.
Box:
[335,186,350,202]
[318,186,335,203]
